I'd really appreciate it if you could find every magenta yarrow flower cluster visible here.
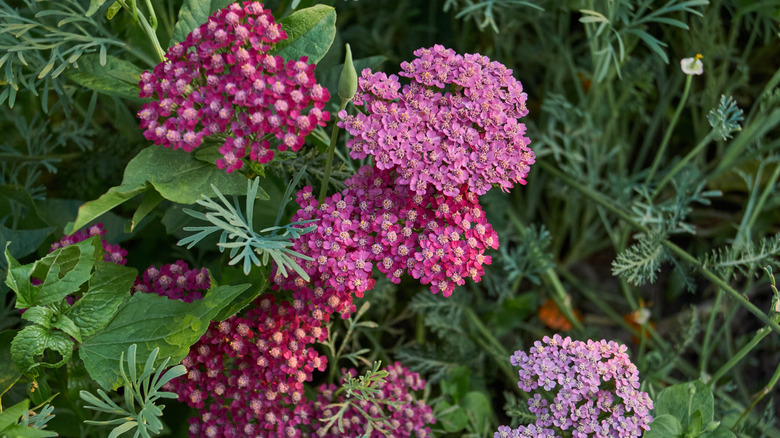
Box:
[49,223,127,265]
[132,261,210,302]
[497,335,653,438]
[313,362,435,437]
[339,44,533,196]
[138,1,330,173]
[275,164,498,314]
[166,294,328,437]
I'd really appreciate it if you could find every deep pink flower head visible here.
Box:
[49,223,127,265]
[498,335,654,438]
[166,293,328,437]
[138,1,330,173]
[313,362,435,437]
[339,44,533,196]
[132,260,209,302]
[274,165,499,319]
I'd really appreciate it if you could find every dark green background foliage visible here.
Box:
[1,0,780,437]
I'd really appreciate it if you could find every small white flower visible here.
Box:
[681,54,704,75]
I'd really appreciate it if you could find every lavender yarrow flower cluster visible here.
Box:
[138,1,330,173]
[275,165,499,317]
[165,294,328,437]
[339,44,534,196]
[132,261,209,302]
[49,223,127,265]
[498,335,653,438]
[313,362,435,437]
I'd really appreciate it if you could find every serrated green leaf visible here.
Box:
[11,325,74,372]
[64,262,135,338]
[9,238,100,309]
[0,225,55,271]
[0,331,22,399]
[66,54,146,102]
[70,147,254,233]
[52,314,82,343]
[271,5,336,64]
[21,306,55,329]
[169,0,236,47]
[0,399,30,431]
[79,283,250,389]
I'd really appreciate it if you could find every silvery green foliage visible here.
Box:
[707,95,744,141]
[612,232,667,285]
[79,345,186,438]
[0,0,125,110]
[178,176,316,278]
[17,403,56,431]
[702,234,780,281]
[443,0,544,33]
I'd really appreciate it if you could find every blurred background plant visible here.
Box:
[1,0,779,437]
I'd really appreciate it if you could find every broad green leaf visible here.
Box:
[437,401,468,432]
[80,283,250,389]
[656,380,714,429]
[0,225,54,270]
[169,0,236,47]
[21,306,55,329]
[701,425,738,438]
[66,54,147,102]
[211,271,267,321]
[69,147,253,233]
[11,238,100,309]
[64,262,136,338]
[129,188,163,232]
[0,330,22,399]
[461,391,491,431]
[11,325,74,372]
[643,414,683,437]
[271,5,336,64]
[1,424,58,437]
[52,314,82,343]
[440,366,470,402]
[0,399,29,431]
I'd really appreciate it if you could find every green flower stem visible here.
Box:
[734,358,780,428]
[539,160,780,336]
[651,130,719,200]
[117,0,165,63]
[699,289,723,374]
[708,326,771,386]
[506,209,584,331]
[463,307,516,383]
[318,101,348,203]
[645,74,693,185]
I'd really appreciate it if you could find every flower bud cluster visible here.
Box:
[313,362,435,437]
[165,294,328,437]
[275,164,499,318]
[497,335,654,437]
[132,260,209,302]
[49,223,127,265]
[339,44,534,196]
[138,1,330,173]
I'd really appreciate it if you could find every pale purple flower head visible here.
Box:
[138,1,330,173]
[498,335,654,438]
[339,44,534,196]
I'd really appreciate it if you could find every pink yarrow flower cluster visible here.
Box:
[313,362,435,437]
[132,260,209,302]
[49,223,127,265]
[138,1,330,173]
[498,335,653,438]
[339,44,533,196]
[276,164,498,317]
[166,294,328,437]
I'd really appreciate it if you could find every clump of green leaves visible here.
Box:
[178,176,316,278]
[79,344,186,438]
[0,399,56,437]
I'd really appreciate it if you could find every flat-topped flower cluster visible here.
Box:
[497,335,653,437]
[137,1,330,173]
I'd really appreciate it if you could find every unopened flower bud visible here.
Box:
[338,43,357,103]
